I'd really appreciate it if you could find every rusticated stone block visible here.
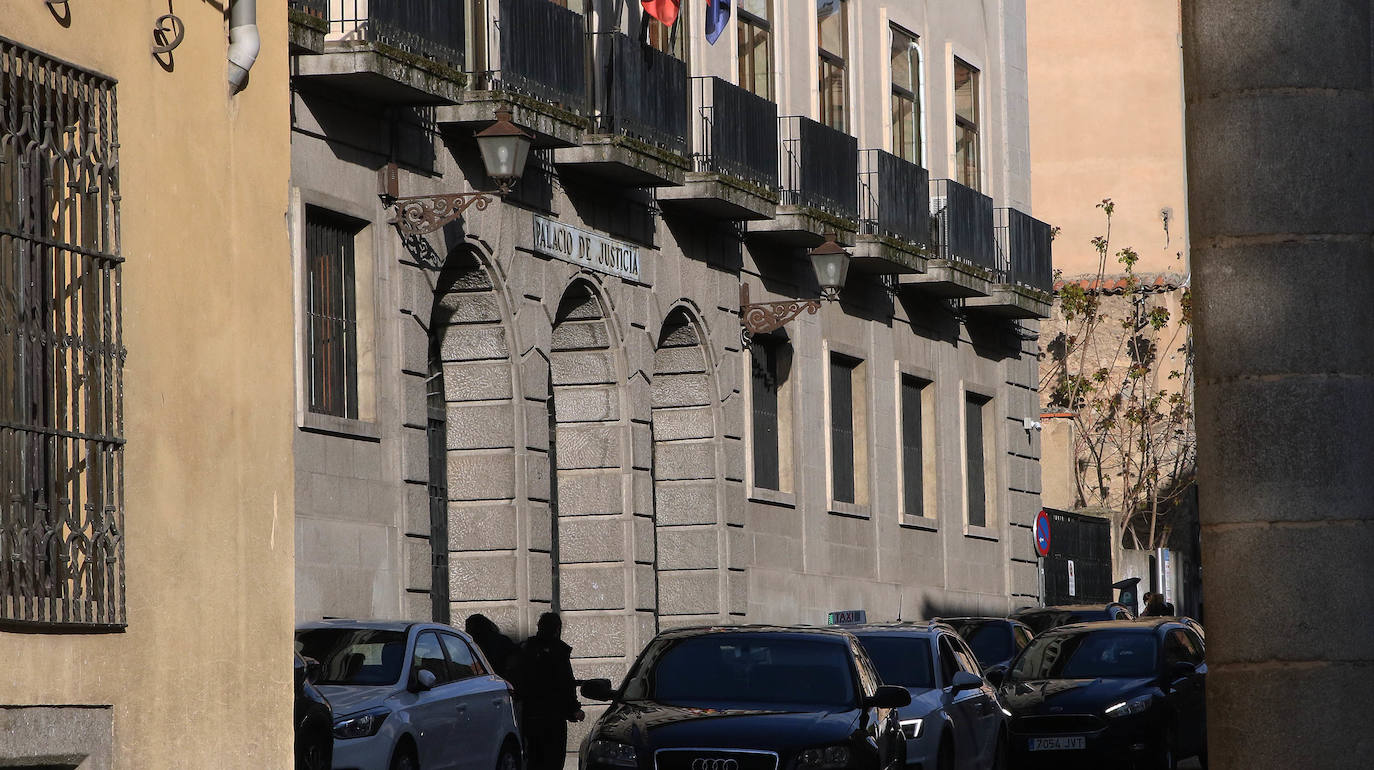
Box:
[400,428,428,485]
[653,345,707,375]
[448,502,518,552]
[634,564,656,611]
[555,471,624,516]
[654,439,716,481]
[446,402,516,450]
[551,350,617,387]
[552,384,620,423]
[651,373,713,408]
[449,552,517,601]
[552,319,612,351]
[527,452,551,502]
[405,535,433,592]
[528,552,553,603]
[559,564,627,610]
[527,502,552,552]
[519,351,551,401]
[655,480,718,525]
[562,612,628,658]
[555,424,622,470]
[439,293,503,324]
[651,406,715,442]
[440,325,509,362]
[657,525,721,571]
[658,570,720,616]
[444,362,514,401]
[447,451,517,501]
[558,516,627,564]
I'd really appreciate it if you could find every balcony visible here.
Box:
[749,116,858,246]
[289,0,328,54]
[658,77,780,220]
[900,178,995,298]
[966,208,1055,318]
[554,33,691,187]
[292,0,467,105]
[851,149,930,275]
[441,0,590,148]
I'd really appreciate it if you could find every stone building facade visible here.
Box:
[290,0,1053,693]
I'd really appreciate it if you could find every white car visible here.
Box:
[296,620,522,770]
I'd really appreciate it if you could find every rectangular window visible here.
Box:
[306,208,361,420]
[829,353,867,506]
[900,375,930,518]
[1,39,125,628]
[965,392,991,527]
[953,58,980,190]
[890,26,921,164]
[738,0,773,100]
[750,338,791,492]
[817,0,848,133]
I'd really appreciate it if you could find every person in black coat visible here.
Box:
[514,612,584,770]
[465,613,519,681]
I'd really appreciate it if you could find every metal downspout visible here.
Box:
[227,0,260,95]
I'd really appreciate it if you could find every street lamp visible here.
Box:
[379,108,534,237]
[740,232,852,337]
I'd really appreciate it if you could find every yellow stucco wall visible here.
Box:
[1027,0,1190,276]
[2,2,294,766]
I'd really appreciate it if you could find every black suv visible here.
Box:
[999,618,1206,769]
[578,626,910,770]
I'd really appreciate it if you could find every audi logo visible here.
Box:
[691,759,739,770]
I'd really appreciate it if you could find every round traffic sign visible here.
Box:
[1033,509,1052,557]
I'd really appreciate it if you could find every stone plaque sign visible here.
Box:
[531,215,642,282]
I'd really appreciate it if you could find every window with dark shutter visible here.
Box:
[901,375,927,517]
[751,341,781,491]
[830,355,857,504]
[965,393,989,527]
[306,208,360,420]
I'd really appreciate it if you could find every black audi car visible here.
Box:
[938,616,1035,678]
[998,618,1206,769]
[578,626,911,770]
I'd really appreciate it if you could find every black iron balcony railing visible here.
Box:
[691,77,778,188]
[859,149,930,246]
[995,207,1055,291]
[329,0,464,69]
[598,33,689,155]
[929,178,995,271]
[779,116,858,220]
[290,0,327,17]
[495,0,588,111]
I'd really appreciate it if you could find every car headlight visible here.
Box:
[332,706,390,739]
[899,718,923,739]
[1104,694,1155,719]
[587,739,638,768]
[797,746,850,770]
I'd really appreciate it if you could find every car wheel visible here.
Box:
[299,736,330,770]
[498,742,521,770]
[391,746,420,770]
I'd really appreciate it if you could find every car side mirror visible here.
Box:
[1168,661,1196,680]
[303,656,323,685]
[983,666,1006,688]
[410,668,438,693]
[580,678,616,701]
[950,671,984,694]
[865,685,912,709]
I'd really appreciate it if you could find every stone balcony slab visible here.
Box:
[554,134,690,188]
[747,204,858,248]
[293,42,466,105]
[438,89,590,149]
[288,8,327,55]
[966,283,1054,319]
[850,233,928,275]
[658,172,780,221]
[898,258,994,299]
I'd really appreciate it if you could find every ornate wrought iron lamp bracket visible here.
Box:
[739,283,822,346]
[380,190,500,237]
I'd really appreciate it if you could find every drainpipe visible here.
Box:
[227,0,260,95]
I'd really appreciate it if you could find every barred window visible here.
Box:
[1,39,125,628]
[305,207,360,420]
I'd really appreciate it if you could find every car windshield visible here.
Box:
[622,635,857,707]
[949,621,1013,667]
[296,628,408,686]
[1010,630,1158,680]
[854,635,935,690]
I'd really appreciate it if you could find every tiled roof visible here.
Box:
[1054,273,1187,294]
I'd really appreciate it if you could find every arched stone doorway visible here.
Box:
[547,281,650,668]
[426,250,522,631]
[650,308,727,628]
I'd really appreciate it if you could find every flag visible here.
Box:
[705,0,731,45]
[642,0,682,27]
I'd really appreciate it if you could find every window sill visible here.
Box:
[299,410,381,441]
[900,515,939,532]
[828,500,871,520]
[749,487,796,508]
[964,524,999,542]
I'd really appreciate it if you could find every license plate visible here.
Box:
[1028,737,1086,751]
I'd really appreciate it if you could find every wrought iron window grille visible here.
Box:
[1,37,126,630]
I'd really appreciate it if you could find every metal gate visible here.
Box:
[1043,508,1112,605]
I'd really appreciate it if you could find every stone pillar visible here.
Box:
[1181,3,1374,768]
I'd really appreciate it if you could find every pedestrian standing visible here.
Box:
[466,614,520,681]
[1142,592,1169,617]
[514,612,584,770]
